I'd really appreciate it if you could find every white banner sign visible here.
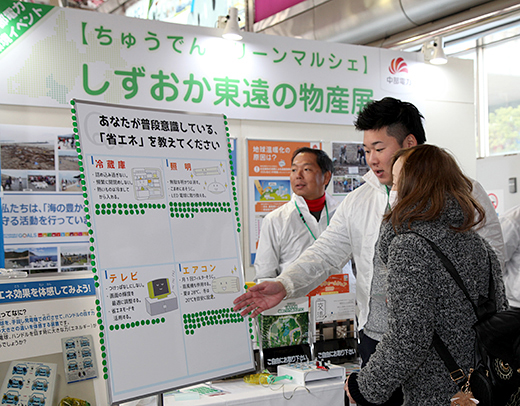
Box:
[0,1,422,125]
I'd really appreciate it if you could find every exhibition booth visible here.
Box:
[0,1,484,405]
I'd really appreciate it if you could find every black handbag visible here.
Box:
[411,232,520,406]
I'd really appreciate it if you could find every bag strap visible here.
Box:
[408,232,479,316]
[406,231,490,388]
[432,331,468,389]
[408,231,496,318]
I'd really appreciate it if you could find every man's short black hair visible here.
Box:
[354,97,426,145]
[291,147,334,187]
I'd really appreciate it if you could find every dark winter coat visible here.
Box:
[348,198,508,405]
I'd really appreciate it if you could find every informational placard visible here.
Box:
[72,99,254,404]
[311,292,356,325]
[0,273,105,406]
[247,139,320,265]
[258,297,311,371]
[310,292,357,364]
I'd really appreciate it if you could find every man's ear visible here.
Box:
[404,134,418,148]
[324,171,332,188]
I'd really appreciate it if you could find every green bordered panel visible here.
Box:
[70,100,253,402]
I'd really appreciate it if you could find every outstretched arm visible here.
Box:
[233,281,287,318]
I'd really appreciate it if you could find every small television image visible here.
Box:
[147,278,171,299]
[145,278,178,316]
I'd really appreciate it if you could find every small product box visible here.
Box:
[61,335,98,383]
[1,360,58,406]
[277,361,345,386]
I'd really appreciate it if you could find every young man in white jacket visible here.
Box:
[254,147,342,280]
[235,97,505,364]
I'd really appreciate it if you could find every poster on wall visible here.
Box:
[247,139,320,266]
[0,1,423,125]
[0,124,90,274]
[331,141,369,197]
[73,99,254,404]
[0,273,107,406]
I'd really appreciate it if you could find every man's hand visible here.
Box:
[233,281,286,318]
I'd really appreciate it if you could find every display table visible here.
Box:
[121,362,361,406]
[162,377,346,406]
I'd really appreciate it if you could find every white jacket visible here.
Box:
[277,170,505,331]
[254,192,340,280]
[500,205,520,308]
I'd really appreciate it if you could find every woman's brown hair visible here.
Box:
[384,144,485,232]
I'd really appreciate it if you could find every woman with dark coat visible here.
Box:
[345,144,508,405]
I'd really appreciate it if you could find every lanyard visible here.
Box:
[294,200,329,241]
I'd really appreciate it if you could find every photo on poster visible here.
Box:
[4,245,89,274]
[60,245,89,267]
[27,172,56,192]
[253,179,291,202]
[4,248,30,269]
[29,247,58,269]
[1,170,27,191]
[331,142,369,195]
[5,247,58,273]
[58,150,80,171]
[57,134,75,150]
[59,172,82,192]
[0,141,55,170]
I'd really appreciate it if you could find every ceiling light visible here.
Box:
[422,36,448,65]
[222,7,242,41]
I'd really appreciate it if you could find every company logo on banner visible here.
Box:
[389,57,408,74]
[0,2,423,125]
[382,55,415,94]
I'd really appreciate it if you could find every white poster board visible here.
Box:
[72,99,254,404]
